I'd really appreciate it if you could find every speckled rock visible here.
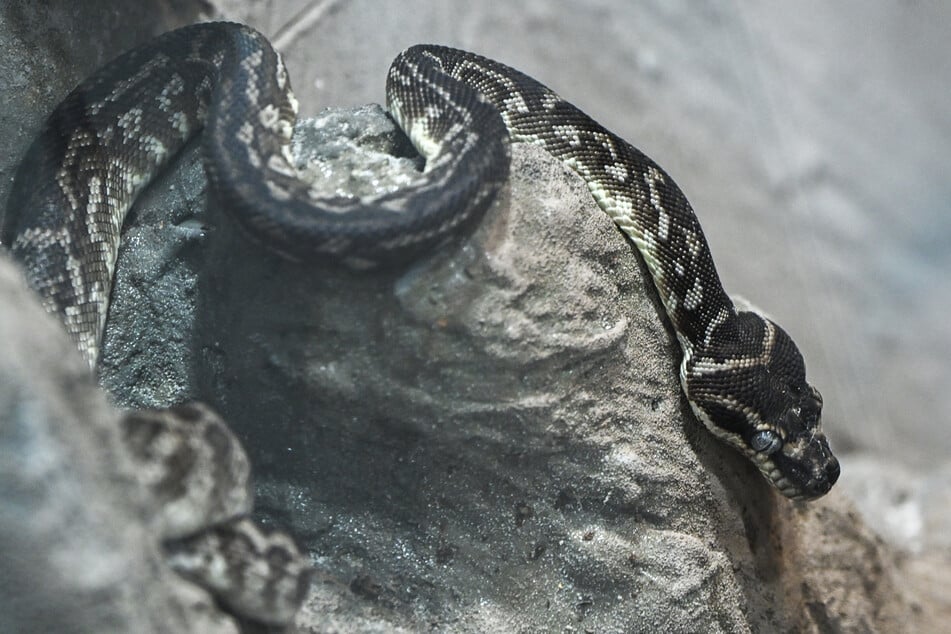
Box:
[196,112,753,633]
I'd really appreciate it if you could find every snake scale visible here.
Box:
[2,21,839,624]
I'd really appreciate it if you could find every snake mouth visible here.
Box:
[763,444,840,500]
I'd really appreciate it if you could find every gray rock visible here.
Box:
[196,109,752,632]
[0,260,240,634]
[98,105,917,632]
[97,137,209,407]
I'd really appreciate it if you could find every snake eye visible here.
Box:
[750,430,782,455]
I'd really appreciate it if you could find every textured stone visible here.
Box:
[195,110,752,632]
[0,260,240,634]
[94,105,920,631]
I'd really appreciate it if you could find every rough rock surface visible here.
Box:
[94,106,918,631]
[0,261,240,634]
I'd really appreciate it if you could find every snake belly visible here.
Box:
[2,20,837,515]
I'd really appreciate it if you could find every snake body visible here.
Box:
[3,21,838,624]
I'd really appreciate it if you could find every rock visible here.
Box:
[195,108,754,631]
[95,105,921,631]
[0,260,241,634]
[837,454,951,631]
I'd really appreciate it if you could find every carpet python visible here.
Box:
[2,19,839,624]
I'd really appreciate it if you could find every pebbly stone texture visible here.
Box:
[196,111,752,632]
[94,105,921,631]
[96,138,210,408]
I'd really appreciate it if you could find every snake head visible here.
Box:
[681,310,840,500]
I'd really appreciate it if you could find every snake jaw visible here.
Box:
[763,382,839,499]
[689,393,839,499]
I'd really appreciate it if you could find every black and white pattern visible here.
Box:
[121,403,312,626]
[2,21,839,623]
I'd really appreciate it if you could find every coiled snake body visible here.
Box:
[2,21,839,624]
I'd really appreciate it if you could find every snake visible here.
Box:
[2,20,839,624]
